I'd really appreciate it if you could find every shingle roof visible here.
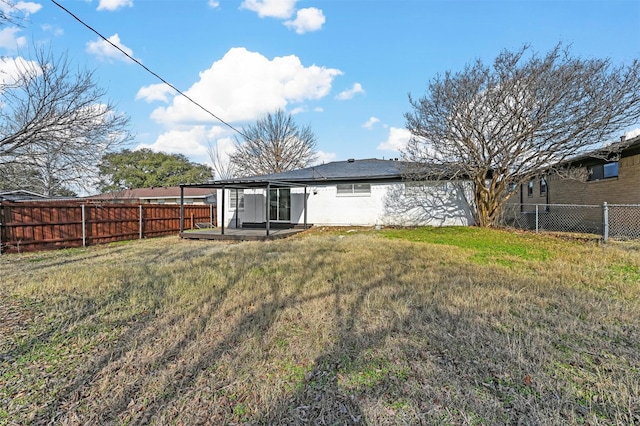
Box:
[0,190,49,201]
[239,158,408,183]
[564,133,640,165]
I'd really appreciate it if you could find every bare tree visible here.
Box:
[0,0,30,28]
[230,109,317,176]
[404,44,640,227]
[0,48,131,194]
[207,140,236,180]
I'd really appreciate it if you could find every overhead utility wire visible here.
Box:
[50,0,249,139]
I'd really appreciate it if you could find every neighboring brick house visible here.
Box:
[513,134,640,209]
[88,186,216,205]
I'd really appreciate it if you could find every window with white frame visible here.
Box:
[336,183,371,196]
[228,189,244,210]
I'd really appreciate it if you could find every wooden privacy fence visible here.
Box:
[0,202,216,254]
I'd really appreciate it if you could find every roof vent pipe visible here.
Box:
[620,135,626,142]
[347,158,355,163]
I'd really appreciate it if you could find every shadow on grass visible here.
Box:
[3,235,637,425]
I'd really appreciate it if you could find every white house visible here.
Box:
[198,159,474,229]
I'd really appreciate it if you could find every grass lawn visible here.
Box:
[1,227,639,425]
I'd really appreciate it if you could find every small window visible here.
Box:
[228,189,244,210]
[337,183,371,196]
[539,178,547,196]
[603,162,619,179]
[588,162,619,181]
[527,180,534,197]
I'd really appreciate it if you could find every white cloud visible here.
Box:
[135,126,211,158]
[362,116,380,129]
[625,128,640,140]
[290,106,306,115]
[86,33,136,62]
[151,47,342,125]
[208,0,220,8]
[336,83,364,100]
[41,24,64,37]
[0,27,26,49]
[0,56,37,87]
[284,7,325,34]
[240,0,296,18]
[377,127,411,152]
[136,83,177,103]
[207,136,236,167]
[97,0,133,11]
[313,150,337,165]
[0,1,41,15]
[136,126,235,167]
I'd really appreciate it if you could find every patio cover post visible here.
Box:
[179,185,184,233]
[304,186,308,229]
[221,186,225,235]
[235,188,239,229]
[266,183,270,237]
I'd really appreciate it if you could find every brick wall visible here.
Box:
[549,153,640,205]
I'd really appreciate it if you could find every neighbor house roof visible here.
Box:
[0,190,49,201]
[563,133,640,166]
[88,186,215,200]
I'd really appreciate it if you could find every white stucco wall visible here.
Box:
[217,181,475,228]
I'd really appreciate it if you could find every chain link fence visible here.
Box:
[500,203,640,241]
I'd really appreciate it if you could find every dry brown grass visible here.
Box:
[1,227,639,425]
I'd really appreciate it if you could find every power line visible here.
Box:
[49,0,248,139]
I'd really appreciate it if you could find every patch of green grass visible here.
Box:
[379,226,551,265]
[338,353,409,391]
[607,263,640,282]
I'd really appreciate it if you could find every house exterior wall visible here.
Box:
[548,152,640,205]
[217,181,475,228]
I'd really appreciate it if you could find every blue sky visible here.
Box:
[2,0,640,169]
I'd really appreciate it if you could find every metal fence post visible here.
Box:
[81,204,86,247]
[535,204,539,233]
[139,205,143,239]
[603,202,609,242]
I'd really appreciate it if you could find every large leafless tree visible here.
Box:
[230,109,317,177]
[404,44,640,227]
[0,48,131,195]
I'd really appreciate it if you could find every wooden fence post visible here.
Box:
[139,205,143,239]
[82,204,86,247]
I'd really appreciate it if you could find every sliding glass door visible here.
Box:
[268,188,290,222]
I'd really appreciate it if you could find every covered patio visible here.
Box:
[178,179,311,241]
